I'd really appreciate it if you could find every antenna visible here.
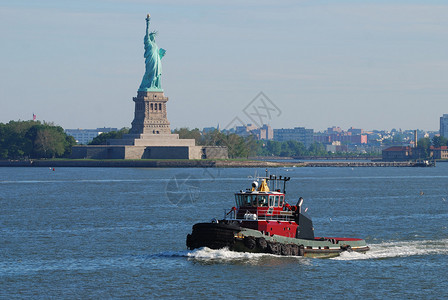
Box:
[283,176,290,194]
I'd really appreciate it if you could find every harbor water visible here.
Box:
[1,165,447,298]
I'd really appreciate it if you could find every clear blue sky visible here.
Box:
[1,0,447,131]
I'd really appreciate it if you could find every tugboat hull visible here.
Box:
[187,221,369,259]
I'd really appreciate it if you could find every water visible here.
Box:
[1,166,447,298]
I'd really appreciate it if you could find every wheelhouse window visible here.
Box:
[258,195,268,206]
[279,195,284,206]
[235,194,255,207]
[235,194,269,207]
[267,195,283,207]
[274,196,279,207]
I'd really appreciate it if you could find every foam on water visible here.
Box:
[186,247,272,260]
[183,248,317,266]
[332,238,448,260]
[156,238,448,262]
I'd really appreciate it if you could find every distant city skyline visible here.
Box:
[1,1,447,132]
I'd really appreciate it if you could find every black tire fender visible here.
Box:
[256,237,268,250]
[244,236,256,249]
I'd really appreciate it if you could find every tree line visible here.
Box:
[0,120,76,159]
[172,128,378,158]
[7,123,442,161]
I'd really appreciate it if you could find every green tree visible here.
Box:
[0,123,8,159]
[258,140,282,156]
[266,140,281,156]
[279,141,293,157]
[33,128,67,158]
[89,128,130,145]
[416,137,431,159]
[432,136,448,148]
[0,120,76,159]
[174,128,203,145]
[308,142,326,156]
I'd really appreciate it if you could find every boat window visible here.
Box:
[244,195,253,207]
[274,196,279,207]
[279,195,284,206]
[268,196,274,207]
[235,194,242,207]
[258,195,268,206]
[251,195,258,206]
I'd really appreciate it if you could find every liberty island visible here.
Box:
[72,14,227,160]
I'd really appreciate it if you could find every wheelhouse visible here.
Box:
[227,175,297,222]
[234,193,285,208]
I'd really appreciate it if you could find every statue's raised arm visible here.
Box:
[145,14,150,37]
[139,13,165,92]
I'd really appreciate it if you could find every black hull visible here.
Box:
[186,221,369,258]
[186,221,241,250]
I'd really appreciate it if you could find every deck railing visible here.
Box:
[224,209,295,222]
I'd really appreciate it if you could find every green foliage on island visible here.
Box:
[431,135,448,148]
[416,136,448,159]
[0,120,76,159]
[88,128,130,145]
[173,128,258,158]
[173,128,380,158]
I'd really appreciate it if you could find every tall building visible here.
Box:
[440,114,448,138]
[235,124,258,137]
[232,124,274,140]
[274,127,314,147]
[258,124,274,140]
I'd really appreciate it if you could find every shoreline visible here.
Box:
[0,159,431,168]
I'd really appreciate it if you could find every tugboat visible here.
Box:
[186,173,369,258]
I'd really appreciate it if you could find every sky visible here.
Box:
[1,0,447,132]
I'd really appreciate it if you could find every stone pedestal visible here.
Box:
[70,89,228,160]
[130,91,171,135]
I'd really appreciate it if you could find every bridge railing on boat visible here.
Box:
[224,209,296,222]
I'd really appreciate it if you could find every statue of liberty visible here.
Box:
[139,14,166,92]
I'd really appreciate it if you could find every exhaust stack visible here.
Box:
[414,130,418,148]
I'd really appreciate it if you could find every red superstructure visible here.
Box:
[225,175,315,240]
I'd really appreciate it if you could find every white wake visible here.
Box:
[332,238,448,260]
[186,247,274,260]
[154,238,448,262]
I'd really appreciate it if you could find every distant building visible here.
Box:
[431,146,448,159]
[257,124,274,140]
[326,141,348,153]
[274,127,314,147]
[440,114,448,138]
[382,146,415,161]
[327,126,342,134]
[232,124,273,140]
[347,127,363,135]
[235,124,258,137]
[314,127,367,146]
[65,127,118,144]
